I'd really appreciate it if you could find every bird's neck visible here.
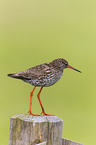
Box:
[49,62,64,72]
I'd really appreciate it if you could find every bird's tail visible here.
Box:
[7,73,31,80]
[8,73,23,79]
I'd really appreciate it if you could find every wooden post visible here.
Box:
[9,114,83,145]
[9,114,63,145]
[62,138,83,145]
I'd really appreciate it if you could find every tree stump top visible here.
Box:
[11,114,63,123]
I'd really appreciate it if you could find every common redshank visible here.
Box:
[8,58,81,116]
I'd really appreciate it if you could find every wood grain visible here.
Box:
[9,114,63,145]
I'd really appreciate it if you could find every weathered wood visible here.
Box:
[9,114,63,145]
[62,138,83,145]
[36,142,47,145]
[29,139,40,145]
[29,139,47,145]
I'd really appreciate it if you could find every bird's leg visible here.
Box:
[37,87,45,113]
[29,86,39,116]
[37,87,53,116]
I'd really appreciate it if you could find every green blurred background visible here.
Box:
[0,0,96,145]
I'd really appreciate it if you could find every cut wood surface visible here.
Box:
[9,114,63,145]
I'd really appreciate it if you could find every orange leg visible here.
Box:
[29,86,39,116]
[37,87,54,116]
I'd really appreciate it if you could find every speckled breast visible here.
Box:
[28,71,63,87]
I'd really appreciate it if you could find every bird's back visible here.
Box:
[8,63,63,87]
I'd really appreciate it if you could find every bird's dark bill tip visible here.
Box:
[79,70,82,73]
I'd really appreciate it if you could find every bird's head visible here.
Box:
[52,58,81,73]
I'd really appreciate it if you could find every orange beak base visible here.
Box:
[67,65,81,73]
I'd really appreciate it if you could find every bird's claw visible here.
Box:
[28,111,40,116]
[40,111,54,116]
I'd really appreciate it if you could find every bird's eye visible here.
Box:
[62,61,66,65]
[62,61,65,64]
[62,61,68,65]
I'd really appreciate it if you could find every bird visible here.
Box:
[8,58,81,116]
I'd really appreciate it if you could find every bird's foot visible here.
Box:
[41,111,54,116]
[28,111,39,116]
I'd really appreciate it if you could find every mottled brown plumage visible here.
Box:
[8,58,81,116]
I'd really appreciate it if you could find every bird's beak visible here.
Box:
[67,65,81,73]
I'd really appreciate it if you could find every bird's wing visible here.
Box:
[17,63,52,80]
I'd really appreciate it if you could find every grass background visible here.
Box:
[0,0,96,145]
